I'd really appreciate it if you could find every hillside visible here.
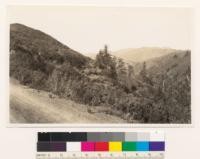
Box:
[10,23,92,90]
[147,51,190,75]
[134,50,191,123]
[9,23,191,123]
[10,23,90,67]
[10,24,137,122]
[112,47,179,62]
[133,50,190,74]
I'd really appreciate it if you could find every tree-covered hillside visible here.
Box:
[10,23,191,123]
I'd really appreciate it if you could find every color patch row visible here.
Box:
[38,132,164,142]
[37,141,165,152]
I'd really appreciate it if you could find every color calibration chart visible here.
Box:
[37,131,165,159]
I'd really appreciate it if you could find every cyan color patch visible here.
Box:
[136,142,149,151]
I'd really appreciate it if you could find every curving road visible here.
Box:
[10,80,126,124]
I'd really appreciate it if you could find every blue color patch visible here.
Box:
[136,142,149,151]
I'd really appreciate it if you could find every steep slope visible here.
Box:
[133,50,190,74]
[10,23,90,67]
[10,23,91,90]
[112,47,178,62]
[147,50,190,76]
[133,50,191,123]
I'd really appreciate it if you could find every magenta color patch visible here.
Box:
[81,142,95,151]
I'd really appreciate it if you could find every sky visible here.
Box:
[8,6,192,55]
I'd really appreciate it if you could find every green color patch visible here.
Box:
[122,142,136,151]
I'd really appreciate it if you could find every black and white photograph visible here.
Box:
[8,6,192,124]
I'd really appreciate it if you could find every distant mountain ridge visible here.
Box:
[112,47,183,62]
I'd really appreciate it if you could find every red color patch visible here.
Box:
[95,142,109,151]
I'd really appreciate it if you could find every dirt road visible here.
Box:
[10,80,126,124]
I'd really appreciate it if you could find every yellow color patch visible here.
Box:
[109,142,122,151]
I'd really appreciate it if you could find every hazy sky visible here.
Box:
[8,6,192,55]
